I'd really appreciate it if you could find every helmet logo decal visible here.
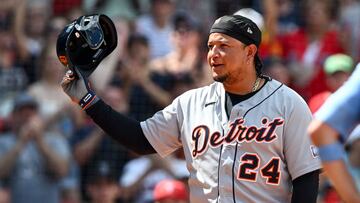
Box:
[59,55,68,65]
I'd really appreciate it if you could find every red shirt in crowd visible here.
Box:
[280,28,345,101]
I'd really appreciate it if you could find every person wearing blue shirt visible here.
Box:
[308,63,360,203]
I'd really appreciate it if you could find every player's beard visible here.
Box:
[213,73,229,83]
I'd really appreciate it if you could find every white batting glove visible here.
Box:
[61,68,99,110]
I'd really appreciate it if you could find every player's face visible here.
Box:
[207,33,253,84]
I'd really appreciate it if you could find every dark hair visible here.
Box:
[255,54,263,76]
[126,33,149,50]
[87,160,119,183]
[172,11,198,32]
[12,93,38,112]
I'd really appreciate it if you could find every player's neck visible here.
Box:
[224,75,263,95]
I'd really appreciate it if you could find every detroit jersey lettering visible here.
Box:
[192,117,284,158]
[141,79,321,203]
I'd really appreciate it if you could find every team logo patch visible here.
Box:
[310,145,319,158]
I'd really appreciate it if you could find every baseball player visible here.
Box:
[308,63,360,203]
[60,15,321,202]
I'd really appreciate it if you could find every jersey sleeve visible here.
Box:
[140,96,183,157]
[284,94,322,180]
[315,64,360,141]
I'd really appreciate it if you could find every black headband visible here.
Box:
[210,15,261,47]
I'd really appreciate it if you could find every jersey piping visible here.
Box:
[229,83,283,203]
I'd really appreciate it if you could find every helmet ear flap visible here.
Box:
[99,14,117,53]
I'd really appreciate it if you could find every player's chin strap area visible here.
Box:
[317,141,346,162]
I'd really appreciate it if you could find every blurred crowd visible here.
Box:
[0,0,359,202]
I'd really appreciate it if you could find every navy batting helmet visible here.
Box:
[56,14,117,77]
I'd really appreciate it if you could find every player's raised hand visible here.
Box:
[61,68,99,110]
[61,69,86,102]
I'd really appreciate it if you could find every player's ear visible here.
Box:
[245,44,257,63]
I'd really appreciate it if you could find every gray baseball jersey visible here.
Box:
[141,79,321,203]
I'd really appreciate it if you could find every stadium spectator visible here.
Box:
[120,154,182,203]
[27,41,82,137]
[0,25,28,118]
[119,34,173,121]
[0,93,71,203]
[150,12,207,97]
[153,179,189,203]
[85,160,121,203]
[307,54,354,202]
[280,0,346,101]
[13,0,51,84]
[338,0,360,61]
[71,84,130,202]
[82,0,137,20]
[308,53,353,113]
[52,0,82,17]
[262,56,292,86]
[135,0,175,59]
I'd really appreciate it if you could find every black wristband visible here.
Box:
[79,91,97,110]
